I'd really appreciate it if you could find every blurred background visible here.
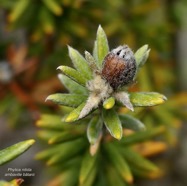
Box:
[0,0,187,185]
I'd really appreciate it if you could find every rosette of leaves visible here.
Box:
[36,26,167,186]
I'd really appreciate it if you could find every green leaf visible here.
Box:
[57,66,88,86]
[0,139,35,165]
[119,114,146,131]
[103,97,115,109]
[121,126,166,145]
[48,167,79,186]
[46,93,87,107]
[58,74,87,94]
[94,25,109,68]
[84,51,98,73]
[102,108,122,140]
[68,46,92,80]
[105,165,127,186]
[122,147,159,172]
[64,102,87,122]
[134,44,150,67]
[130,92,167,107]
[37,130,61,141]
[87,116,103,145]
[48,131,82,144]
[8,0,31,22]
[36,114,72,130]
[79,150,97,185]
[46,138,87,165]
[104,143,133,184]
[42,0,63,16]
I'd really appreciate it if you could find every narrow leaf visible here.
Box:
[42,0,63,15]
[0,139,35,165]
[48,131,82,144]
[95,25,109,68]
[106,165,127,186]
[79,150,97,185]
[134,44,150,67]
[36,114,72,130]
[104,143,133,184]
[68,46,92,80]
[130,92,167,107]
[57,66,87,86]
[121,126,166,145]
[122,147,159,172]
[8,0,31,22]
[102,108,122,140]
[46,93,87,107]
[87,116,103,145]
[64,102,86,122]
[46,138,87,165]
[103,97,115,109]
[58,74,87,94]
[119,114,146,131]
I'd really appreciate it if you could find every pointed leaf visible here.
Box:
[119,114,146,131]
[42,0,63,15]
[130,92,167,107]
[57,66,87,86]
[134,45,150,67]
[121,126,166,145]
[102,108,122,140]
[48,131,82,144]
[46,93,87,107]
[103,97,115,109]
[122,147,159,172]
[87,116,103,145]
[95,25,109,68]
[36,114,72,130]
[79,150,97,185]
[106,165,127,186]
[58,74,87,94]
[8,0,31,22]
[0,139,35,165]
[104,143,133,184]
[64,102,87,122]
[68,46,92,80]
[85,51,98,73]
[46,138,87,165]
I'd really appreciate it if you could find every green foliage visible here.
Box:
[0,139,35,165]
[37,26,166,185]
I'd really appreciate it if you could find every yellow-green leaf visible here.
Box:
[64,102,86,122]
[103,97,115,109]
[102,108,122,140]
[8,0,31,22]
[130,92,167,107]
[42,0,63,16]
[36,114,71,130]
[0,139,35,165]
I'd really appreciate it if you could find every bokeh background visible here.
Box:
[0,0,187,185]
